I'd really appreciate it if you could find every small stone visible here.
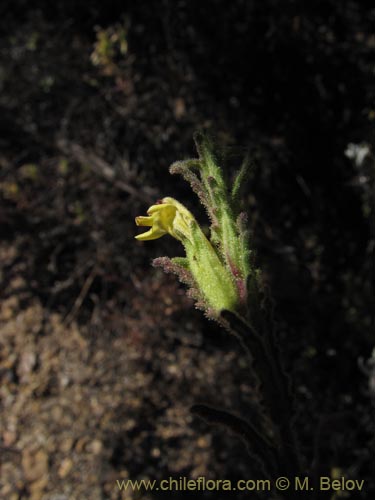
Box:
[59,437,74,453]
[29,475,48,500]
[173,97,186,119]
[88,439,102,455]
[3,430,17,446]
[197,436,210,448]
[18,351,36,381]
[58,458,73,478]
[75,437,89,453]
[22,448,48,482]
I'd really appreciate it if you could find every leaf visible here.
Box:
[231,154,251,203]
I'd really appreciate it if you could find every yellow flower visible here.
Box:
[135,197,194,242]
[135,197,239,314]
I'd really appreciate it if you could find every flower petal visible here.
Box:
[135,216,153,227]
[135,226,166,241]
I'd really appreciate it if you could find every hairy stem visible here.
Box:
[221,310,301,484]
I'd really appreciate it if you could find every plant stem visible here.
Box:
[222,310,301,494]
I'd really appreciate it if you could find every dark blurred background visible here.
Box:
[0,1,374,499]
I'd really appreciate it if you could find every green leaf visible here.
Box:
[231,154,251,203]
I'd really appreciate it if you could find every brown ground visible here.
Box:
[1,242,254,500]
